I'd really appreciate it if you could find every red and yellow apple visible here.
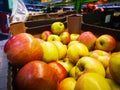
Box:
[59,31,71,44]
[95,34,116,52]
[4,33,43,66]
[41,30,52,41]
[89,49,111,69]
[15,61,59,90]
[48,61,67,82]
[77,31,97,50]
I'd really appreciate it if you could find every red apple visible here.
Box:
[48,61,67,82]
[77,31,97,50]
[41,30,52,41]
[95,34,116,52]
[60,31,71,44]
[15,61,59,90]
[4,33,43,66]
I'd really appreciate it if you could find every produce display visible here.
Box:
[4,21,120,90]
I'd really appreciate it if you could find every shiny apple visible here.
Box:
[70,33,79,41]
[15,61,59,90]
[48,61,67,82]
[4,33,43,66]
[95,34,116,52]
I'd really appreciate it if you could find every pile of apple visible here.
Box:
[4,21,120,90]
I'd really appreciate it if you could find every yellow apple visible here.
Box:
[75,72,111,90]
[106,78,120,90]
[52,41,67,59]
[66,42,89,64]
[58,77,76,90]
[89,50,111,69]
[76,56,106,78]
[47,34,61,41]
[109,52,120,84]
[40,41,59,62]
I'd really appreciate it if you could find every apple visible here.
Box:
[106,78,120,90]
[66,42,89,64]
[15,61,59,90]
[47,34,61,41]
[70,33,79,41]
[57,58,74,73]
[75,56,106,79]
[4,33,43,66]
[51,22,65,35]
[105,66,113,79]
[109,52,120,84]
[89,49,111,69]
[40,41,59,63]
[59,31,71,44]
[75,72,111,90]
[77,31,97,50]
[41,30,52,41]
[67,40,79,48]
[52,41,67,59]
[48,61,67,82]
[95,34,116,52]
[58,77,76,90]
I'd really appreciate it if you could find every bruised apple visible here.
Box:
[4,33,43,66]
[15,61,59,90]
[48,61,67,82]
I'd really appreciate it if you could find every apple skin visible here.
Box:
[51,22,65,35]
[109,52,120,84]
[41,30,52,41]
[77,31,97,50]
[15,61,59,90]
[47,34,61,41]
[70,33,79,41]
[40,41,59,63]
[48,61,67,82]
[89,50,111,69]
[75,72,111,90]
[76,56,106,79]
[4,33,43,66]
[66,42,89,64]
[60,31,71,45]
[57,58,74,73]
[106,78,120,90]
[95,34,116,52]
[58,77,76,90]
[105,66,113,79]
[52,41,67,59]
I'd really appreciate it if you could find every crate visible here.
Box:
[4,14,120,90]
